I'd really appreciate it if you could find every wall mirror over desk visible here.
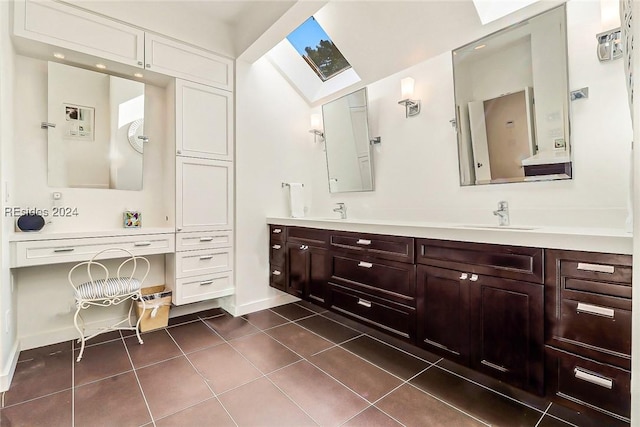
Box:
[453,5,571,186]
[47,62,145,191]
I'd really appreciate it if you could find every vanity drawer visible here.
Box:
[331,254,416,304]
[417,239,543,284]
[176,231,232,252]
[175,248,232,278]
[552,250,632,286]
[327,282,416,342]
[269,225,286,242]
[330,231,413,263]
[12,234,175,267]
[171,272,234,305]
[546,347,630,421]
[288,227,328,247]
[270,242,285,266]
[270,266,286,291]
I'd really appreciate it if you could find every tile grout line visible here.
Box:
[432,362,549,415]
[120,332,156,427]
[533,402,553,427]
[540,404,581,427]
[163,326,240,427]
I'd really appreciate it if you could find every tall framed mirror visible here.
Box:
[453,5,570,186]
[47,62,145,190]
[322,87,374,193]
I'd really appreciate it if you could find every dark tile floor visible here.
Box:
[0,302,629,427]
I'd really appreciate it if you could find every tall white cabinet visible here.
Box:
[169,77,235,306]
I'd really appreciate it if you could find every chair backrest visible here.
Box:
[69,248,150,298]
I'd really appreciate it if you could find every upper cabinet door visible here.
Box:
[145,33,233,90]
[14,0,144,68]
[176,79,233,161]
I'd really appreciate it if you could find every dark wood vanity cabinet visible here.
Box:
[544,249,632,421]
[269,225,286,291]
[416,239,545,395]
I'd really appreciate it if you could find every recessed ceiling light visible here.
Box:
[53,52,65,59]
[134,73,143,78]
[96,63,107,69]
[474,44,486,50]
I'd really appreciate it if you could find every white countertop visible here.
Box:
[521,151,571,166]
[9,227,175,242]
[267,217,632,255]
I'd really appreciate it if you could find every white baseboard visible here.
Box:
[0,340,19,392]
[229,293,299,317]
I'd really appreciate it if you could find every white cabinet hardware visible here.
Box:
[272,244,281,250]
[272,270,281,276]
[577,263,615,274]
[53,247,74,253]
[470,274,479,281]
[356,239,372,245]
[357,298,372,308]
[459,273,468,280]
[576,303,615,318]
[134,241,152,247]
[200,280,214,286]
[199,255,214,260]
[358,261,373,268]
[574,368,613,389]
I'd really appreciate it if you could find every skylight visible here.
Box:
[286,17,351,82]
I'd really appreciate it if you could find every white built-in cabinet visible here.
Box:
[170,77,234,305]
[12,0,235,306]
[175,80,234,160]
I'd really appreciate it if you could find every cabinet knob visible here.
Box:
[177,227,182,231]
[459,273,468,280]
[137,61,143,66]
[300,245,308,250]
[469,274,479,281]
[146,64,151,68]
[272,244,281,250]
[272,270,281,276]
[177,150,182,155]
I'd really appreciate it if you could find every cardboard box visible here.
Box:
[135,285,172,332]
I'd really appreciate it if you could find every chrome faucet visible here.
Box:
[333,203,347,219]
[493,201,509,226]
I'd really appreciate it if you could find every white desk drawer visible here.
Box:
[12,234,175,267]
[176,231,232,252]
[171,272,234,305]
[175,248,232,278]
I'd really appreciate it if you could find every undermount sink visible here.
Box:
[457,224,538,231]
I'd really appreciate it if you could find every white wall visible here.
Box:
[0,0,18,392]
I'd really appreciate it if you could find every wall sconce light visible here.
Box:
[398,77,421,118]
[309,113,324,143]
[596,27,623,61]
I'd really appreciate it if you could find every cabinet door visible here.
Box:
[416,265,470,365]
[145,34,233,90]
[287,242,309,299]
[176,157,233,232]
[307,246,329,305]
[14,0,144,67]
[469,275,544,395]
[176,80,233,161]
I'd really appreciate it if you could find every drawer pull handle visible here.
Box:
[272,228,282,234]
[459,273,468,280]
[357,298,372,308]
[469,274,478,282]
[272,270,281,276]
[199,255,214,260]
[577,302,615,318]
[200,280,214,286]
[481,360,509,373]
[358,261,373,268]
[134,241,152,247]
[53,247,75,253]
[577,263,615,274]
[574,367,613,389]
[272,244,281,250]
[356,239,372,245]
[199,237,214,242]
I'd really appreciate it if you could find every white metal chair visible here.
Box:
[69,248,150,362]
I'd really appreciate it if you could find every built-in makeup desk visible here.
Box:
[9,228,176,268]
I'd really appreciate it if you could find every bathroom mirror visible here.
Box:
[453,5,570,186]
[47,62,145,190]
[322,87,374,193]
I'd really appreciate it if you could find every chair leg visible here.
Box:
[73,306,86,362]
[134,296,145,345]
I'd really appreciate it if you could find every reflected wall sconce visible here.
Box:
[309,113,325,143]
[596,27,622,61]
[398,77,421,118]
